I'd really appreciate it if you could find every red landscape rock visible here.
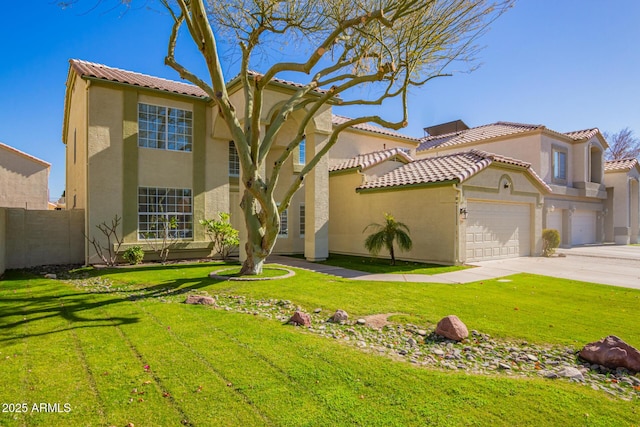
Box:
[579,335,640,372]
[184,295,216,305]
[289,311,312,327]
[435,315,469,341]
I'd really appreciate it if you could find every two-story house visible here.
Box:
[63,59,331,263]
[62,59,637,266]
[415,121,610,247]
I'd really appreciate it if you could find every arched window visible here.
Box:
[589,145,602,184]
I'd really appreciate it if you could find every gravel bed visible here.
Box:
[59,274,640,401]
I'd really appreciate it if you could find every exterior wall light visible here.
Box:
[459,207,468,219]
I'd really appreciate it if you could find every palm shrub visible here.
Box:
[363,213,413,265]
[542,228,561,257]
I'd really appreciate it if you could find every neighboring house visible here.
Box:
[0,142,50,210]
[416,121,610,248]
[604,158,640,244]
[63,59,331,264]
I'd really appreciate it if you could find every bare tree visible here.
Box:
[604,127,640,161]
[155,0,513,275]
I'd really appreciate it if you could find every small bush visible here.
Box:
[122,246,145,265]
[542,229,560,257]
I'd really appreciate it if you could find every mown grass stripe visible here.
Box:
[69,292,187,427]
[102,300,275,426]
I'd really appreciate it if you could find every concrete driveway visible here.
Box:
[271,246,640,289]
[439,245,640,289]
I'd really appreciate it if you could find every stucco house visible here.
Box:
[604,158,640,244]
[329,148,550,264]
[62,59,638,266]
[415,121,612,248]
[0,142,50,210]
[63,59,331,263]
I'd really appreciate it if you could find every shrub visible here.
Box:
[542,228,560,257]
[122,246,145,265]
[84,215,123,266]
[200,213,240,260]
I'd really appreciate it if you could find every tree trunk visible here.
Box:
[239,189,279,275]
[389,243,396,266]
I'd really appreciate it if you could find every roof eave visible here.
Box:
[81,75,211,102]
[356,179,458,193]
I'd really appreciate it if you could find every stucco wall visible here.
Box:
[329,171,458,264]
[0,145,50,210]
[330,129,416,168]
[5,208,84,269]
[419,134,544,175]
[65,75,88,210]
[605,168,640,244]
[0,208,6,276]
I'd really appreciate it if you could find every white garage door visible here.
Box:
[546,210,562,236]
[571,210,596,245]
[466,202,531,262]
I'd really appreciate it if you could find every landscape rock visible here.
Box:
[356,319,366,325]
[558,367,584,381]
[289,311,312,327]
[44,273,57,279]
[329,309,349,323]
[579,335,640,372]
[435,315,469,341]
[184,295,216,305]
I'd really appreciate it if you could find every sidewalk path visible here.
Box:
[267,246,640,289]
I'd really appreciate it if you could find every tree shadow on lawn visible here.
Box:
[0,269,229,342]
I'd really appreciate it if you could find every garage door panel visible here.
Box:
[571,210,596,245]
[466,202,531,262]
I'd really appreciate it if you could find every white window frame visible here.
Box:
[138,103,193,152]
[138,187,193,240]
[299,203,305,237]
[298,137,306,165]
[278,206,288,238]
[229,141,240,177]
[552,146,568,184]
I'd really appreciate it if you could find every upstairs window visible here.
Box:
[229,141,240,177]
[138,103,192,152]
[298,137,306,165]
[552,148,567,182]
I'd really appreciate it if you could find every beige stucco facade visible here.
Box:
[418,129,609,248]
[605,165,640,244]
[64,63,333,264]
[330,161,545,265]
[0,142,50,210]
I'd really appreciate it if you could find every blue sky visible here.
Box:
[1,1,639,200]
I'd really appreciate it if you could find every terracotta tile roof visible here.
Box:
[418,121,544,152]
[564,128,600,140]
[604,157,639,172]
[333,115,420,142]
[0,142,50,167]
[329,147,413,172]
[241,70,329,94]
[358,149,550,192]
[418,121,605,153]
[69,59,209,99]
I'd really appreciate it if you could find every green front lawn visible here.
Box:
[1,264,638,426]
[294,253,469,275]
